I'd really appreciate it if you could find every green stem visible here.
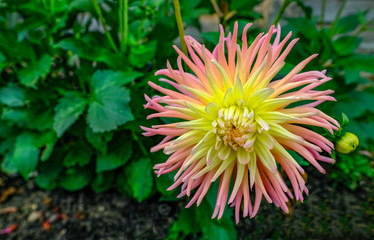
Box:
[272,0,291,25]
[119,0,128,53]
[354,17,374,37]
[329,0,347,34]
[92,0,119,53]
[173,0,188,57]
[320,0,326,29]
[132,131,149,157]
[50,0,55,15]
[164,0,169,17]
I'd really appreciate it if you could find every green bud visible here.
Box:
[336,132,359,154]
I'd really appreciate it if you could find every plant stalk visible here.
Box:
[132,131,149,157]
[329,0,347,34]
[92,0,119,53]
[321,0,326,29]
[119,0,128,53]
[164,0,169,17]
[272,0,291,25]
[172,0,188,57]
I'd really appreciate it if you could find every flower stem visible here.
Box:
[92,0,119,53]
[329,0,347,35]
[50,0,55,15]
[172,0,188,57]
[132,131,149,157]
[320,0,326,29]
[119,0,128,53]
[164,0,169,17]
[272,0,291,25]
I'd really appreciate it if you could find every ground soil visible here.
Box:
[0,165,373,240]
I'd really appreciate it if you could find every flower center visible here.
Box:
[212,106,257,152]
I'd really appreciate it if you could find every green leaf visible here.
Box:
[201,32,220,45]
[124,157,153,202]
[1,150,18,174]
[87,70,134,132]
[1,107,53,131]
[0,138,14,155]
[85,126,113,154]
[59,167,92,191]
[54,38,125,69]
[129,41,157,67]
[346,120,374,148]
[335,14,360,34]
[0,83,27,107]
[286,18,319,40]
[333,36,361,56]
[35,155,63,190]
[342,113,349,127]
[336,54,374,74]
[35,130,58,162]
[332,91,374,119]
[89,69,143,90]
[288,150,310,166]
[18,54,53,88]
[63,142,92,167]
[96,137,132,172]
[13,132,40,179]
[53,92,87,137]
[91,171,114,193]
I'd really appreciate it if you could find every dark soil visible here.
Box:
[0,176,179,240]
[1,165,373,240]
[236,166,374,239]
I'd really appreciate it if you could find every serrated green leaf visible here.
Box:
[13,132,40,179]
[53,92,87,137]
[87,70,134,132]
[124,157,153,202]
[0,83,27,107]
[59,167,92,191]
[91,171,114,193]
[90,70,143,90]
[63,142,92,167]
[18,54,53,88]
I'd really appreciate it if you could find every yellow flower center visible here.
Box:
[213,106,257,152]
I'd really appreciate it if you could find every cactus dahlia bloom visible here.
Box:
[142,22,339,223]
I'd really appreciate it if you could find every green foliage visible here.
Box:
[0,0,373,238]
[0,0,177,197]
[167,183,237,240]
[120,157,154,202]
[332,152,374,190]
[285,6,374,190]
[53,92,87,137]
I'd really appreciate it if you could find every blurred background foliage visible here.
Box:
[0,0,373,239]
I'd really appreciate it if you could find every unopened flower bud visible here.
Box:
[336,132,359,154]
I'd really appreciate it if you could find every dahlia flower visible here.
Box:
[142,22,338,223]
